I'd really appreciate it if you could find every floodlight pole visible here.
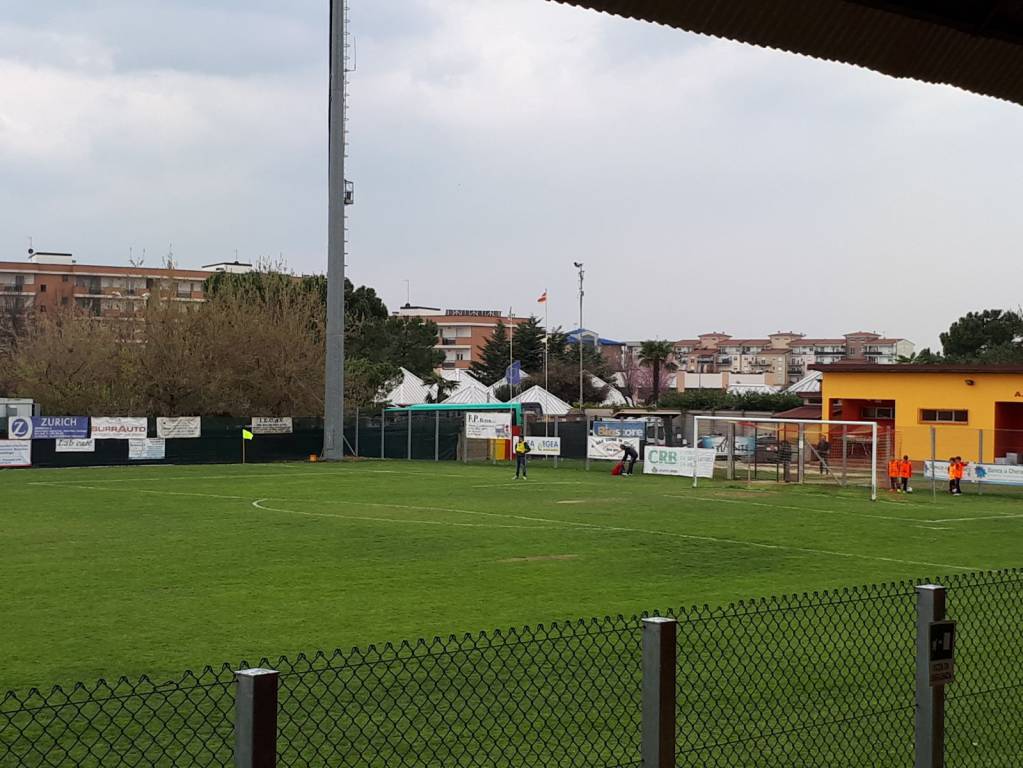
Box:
[322,0,348,461]
[575,262,585,409]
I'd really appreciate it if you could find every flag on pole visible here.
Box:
[506,360,523,386]
[537,290,547,304]
[242,429,254,441]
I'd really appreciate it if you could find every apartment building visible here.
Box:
[0,252,251,320]
[393,304,528,370]
[675,331,915,387]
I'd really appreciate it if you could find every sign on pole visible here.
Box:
[465,412,512,440]
[928,620,956,687]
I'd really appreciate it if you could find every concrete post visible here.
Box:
[380,409,385,460]
[354,407,360,458]
[435,411,440,462]
[235,668,278,768]
[407,410,412,461]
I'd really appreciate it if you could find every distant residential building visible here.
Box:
[394,304,529,370]
[0,251,237,320]
[674,331,914,387]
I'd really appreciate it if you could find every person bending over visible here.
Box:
[620,442,639,476]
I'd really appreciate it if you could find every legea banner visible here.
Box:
[0,440,32,467]
[156,417,202,439]
[56,439,96,453]
[588,436,640,461]
[465,412,512,440]
[925,460,1023,487]
[92,417,148,439]
[129,438,166,461]
[8,416,89,440]
[251,417,293,435]
[644,447,716,478]
[518,437,561,457]
[592,420,646,439]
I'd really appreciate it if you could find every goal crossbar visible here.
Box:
[692,416,879,501]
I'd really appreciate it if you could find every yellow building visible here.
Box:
[817,364,1023,464]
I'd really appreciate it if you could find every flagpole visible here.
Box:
[508,306,514,399]
[544,290,549,436]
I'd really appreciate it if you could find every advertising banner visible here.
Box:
[588,436,640,461]
[8,416,89,440]
[0,440,32,467]
[644,447,717,478]
[92,417,148,439]
[251,417,294,435]
[593,419,647,439]
[56,439,96,453]
[924,461,1023,487]
[465,412,512,440]
[518,437,561,457]
[697,434,755,458]
[156,417,202,439]
[129,438,166,461]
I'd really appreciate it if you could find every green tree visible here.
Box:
[543,359,608,406]
[381,317,444,377]
[512,316,546,375]
[638,340,676,405]
[659,390,801,413]
[469,321,511,384]
[939,309,1023,363]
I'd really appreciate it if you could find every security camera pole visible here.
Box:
[323,0,347,461]
[574,262,585,409]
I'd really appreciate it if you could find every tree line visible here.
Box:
[0,269,443,417]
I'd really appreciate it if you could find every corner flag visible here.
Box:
[242,429,254,441]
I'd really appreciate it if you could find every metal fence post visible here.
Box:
[380,409,385,460]
[841,428,848,486]
[235,668,278,768]
[930,426,937,500]
[977,430,984,494]
[407,410,413,461]
[797,423,805,484]
[585,414,592,471]
[916,585,947,768]
[354,407,360,458]
[726,422,736,481]
[642,617,677,768]
[554,416,560,469]
[434,411,440,462]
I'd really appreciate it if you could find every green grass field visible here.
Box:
[2,459,1021,692]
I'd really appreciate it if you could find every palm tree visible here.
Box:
[638,340,677,405]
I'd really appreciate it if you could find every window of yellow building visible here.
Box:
[920,409,969,424]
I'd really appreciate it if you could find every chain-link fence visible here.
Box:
[3,570,1022,767]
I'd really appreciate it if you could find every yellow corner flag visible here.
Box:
[242,429,254,441]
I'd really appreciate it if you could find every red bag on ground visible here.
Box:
[611,462,623,476]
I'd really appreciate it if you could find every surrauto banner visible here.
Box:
[91,417,148,440]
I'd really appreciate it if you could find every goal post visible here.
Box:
[691,416,880,501]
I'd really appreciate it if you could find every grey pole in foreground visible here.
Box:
[434,411,440,461]
[916,585,947,768]
[322,0,348,460]
[235,668,279,768]
[575,262,585,408]
[642,617,677,768]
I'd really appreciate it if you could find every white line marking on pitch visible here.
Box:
[927,513,1023,524]
[916,526,952,531]
[250,499,573,531]
[28,482,251,500]
[668,495,921,523]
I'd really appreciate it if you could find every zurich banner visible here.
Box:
[9,416,90,440]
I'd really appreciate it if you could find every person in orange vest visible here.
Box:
[887,457,901,492]
[947,457,958,495]
[899,455,913,493]
[953,456,968,495]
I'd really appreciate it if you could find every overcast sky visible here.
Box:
[3,1,1022,349]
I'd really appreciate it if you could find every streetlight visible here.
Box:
[574,261,584,409]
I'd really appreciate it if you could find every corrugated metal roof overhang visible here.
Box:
[549,0,1023,106]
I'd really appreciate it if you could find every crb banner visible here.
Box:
[129,438,166,461]
[592,419,646,439]
[643,447,716,478]
[156,417,202,439]
[56,439,96,453]
[92,417,148,439]
[251,417,293,435]
[518,437,561,457]
[924,460,1023,487]
[8,416,89,440]
[0,440,32,467]
[588,436,640,461]
[465,412,512,440]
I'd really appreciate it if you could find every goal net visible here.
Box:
[692,416,885,500]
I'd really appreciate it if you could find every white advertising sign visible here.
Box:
[56,439,96,453]
[465,412,512,440]
[644,447,717,478]
[251,417,294,435]
[0,440,31,467]
[129,438,166,461]
[92,417,148,439]
[925,460,1023,487]
[588,436,640,461]
[156,417,201,439]
[518,437,561,457]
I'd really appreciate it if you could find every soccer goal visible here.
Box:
[692,416,882,500]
